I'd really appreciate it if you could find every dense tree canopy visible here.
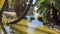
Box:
[35,0,60,24]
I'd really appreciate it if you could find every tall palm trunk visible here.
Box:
[50,3,58,25]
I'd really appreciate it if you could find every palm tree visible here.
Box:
[35,0,60,25]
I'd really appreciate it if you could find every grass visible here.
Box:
[2,16,58,34]
[10,19,58,34]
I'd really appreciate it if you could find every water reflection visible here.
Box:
[4,26,12,34]
[27,13,43,34]
[27,19,43,34]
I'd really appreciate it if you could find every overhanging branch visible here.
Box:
[7,0,33,24]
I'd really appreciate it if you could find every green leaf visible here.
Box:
[37,0,45,6]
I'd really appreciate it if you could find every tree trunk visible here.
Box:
[8,0,33,24]
[14,0,26,17]
[50,3,58,25]
[14,0,21,17]
[3,0,9,11]
[0,0,8,34]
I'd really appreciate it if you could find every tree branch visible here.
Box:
[7,0,33,24]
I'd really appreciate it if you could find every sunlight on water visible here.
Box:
[27,13,43,34]
[4,26,12,34]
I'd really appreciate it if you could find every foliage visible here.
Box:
[2,15,58,34]
[0,0,5,10]
[35,0,60,23]
[10,24,58,34]
[9,0,14,9]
